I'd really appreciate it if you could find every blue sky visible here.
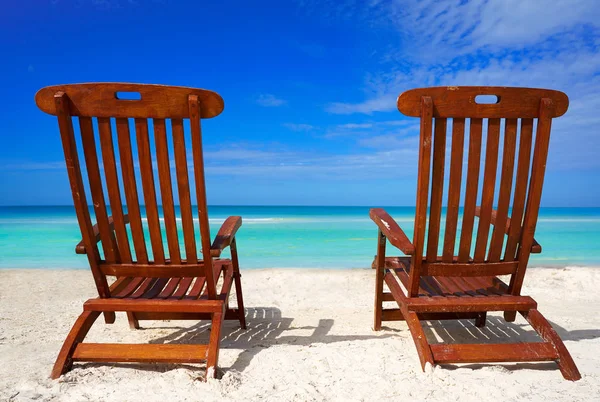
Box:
[1,0,600,206]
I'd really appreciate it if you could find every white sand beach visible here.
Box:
[1,267,598,401]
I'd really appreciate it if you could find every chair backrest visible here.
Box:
[397,86,568,297]
[35,83,224,299]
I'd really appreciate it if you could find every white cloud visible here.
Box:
[255,94,287,107]
[323,119,417,139]
[325,0,600,117]
[325,94,397,114]
[337,123,373,129]
[202,144,417,180]
[282,123,315,132]
[1,161,64,170]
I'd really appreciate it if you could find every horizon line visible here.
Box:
[1,204,599,209]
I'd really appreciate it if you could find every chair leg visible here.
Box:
[504,311,517,322]
[233,273,246,330]
[373,271,384,331]
[127,312,140,329]
[404,310,435,370]
[373,231,386,331]
[475,312,487,327]
[103,312,116,324]
[521,309,581,381]
[205,307,225,380]
[51,311,101,379]
[230,238,246,330]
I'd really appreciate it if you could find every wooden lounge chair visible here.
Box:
[35,83,246,380]
[371,86,581,381]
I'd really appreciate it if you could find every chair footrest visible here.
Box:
[84,298,224,313]
[133,308,242,321]
[72,343,209,363]
[430,342,559,364]
[406,296,537,313]
[381,309,481,321]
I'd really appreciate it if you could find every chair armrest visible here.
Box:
[369,208,415,255]
[474,207,541,253]
[75,214,130,254]
[210,216,242,257]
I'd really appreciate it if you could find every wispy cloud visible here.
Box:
[255,94,287,107]
[325,95,396,115]
[1,161,65,170]
[323,120,417,139]
[325,0,600,117]
[202,143,418,180]
[337,123,372,129]
[282,123,315,132]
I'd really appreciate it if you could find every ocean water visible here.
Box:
[0,206,599,269]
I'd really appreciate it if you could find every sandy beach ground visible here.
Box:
[1,267,598,401]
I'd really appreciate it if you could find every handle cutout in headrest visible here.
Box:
[115,91,142,100]
[474,94,500,104]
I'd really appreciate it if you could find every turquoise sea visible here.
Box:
[1,206,599,269]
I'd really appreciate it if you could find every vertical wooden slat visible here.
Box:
[473,118,501,262]
[442,118,465,262]
[504,119,534,261]
[153,119,181,263]
[54,93,110,298]
[188,95,216,299]
[488,118,517,261]
[79,117,119,263]
[509,99,554,295]
[135,118,165,264]
[458,118,483,262]
[98,117,132,263]
[116,118,148,263]
[426,118,447,262]
[172,118,198,264]
[409,96,433,297]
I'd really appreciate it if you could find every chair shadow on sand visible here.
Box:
[75,308,598,377]
[396,314,600,373]
[77,307,394,377]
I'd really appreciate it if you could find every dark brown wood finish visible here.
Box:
[409,96,433,297]
[505,119,534,261]
[36,83,224,118]
[458,118,483,262]
[371,86,579,380]
[135,118,165,263]
[397,86,568,118]
[153,118,181,263]
[426,118,447,262]
[442,118,465,261]
[53,93,109,297]
[172,118,198,264]
[473,118,500,262]
[488,118,517,261]
[79,117,119,263]
[509,99,554,296]
[98,117,132,263]
[36,83,246,380]
[116,117,148,263]
[373,230,386,331]
[189,95,216,298]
